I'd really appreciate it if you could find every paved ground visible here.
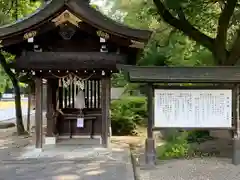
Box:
[4,106,240,180]
[0,114,135,180]
[0,144,134,180]
[0,132,135,180]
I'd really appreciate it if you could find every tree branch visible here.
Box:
[4,0,14,15]
[153,0,215,52]
[226,28,240,65]
[215,0,237,64]
[0,52,17,84]
[176,7,186,21]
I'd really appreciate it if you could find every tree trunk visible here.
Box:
[13,79,25,135]
[0,53,25,135]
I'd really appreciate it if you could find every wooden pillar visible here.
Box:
[233,84,240,165]
[145,83,156,166]
[52,80,58,135]
[46,79,54,137]
[101,77,111,148]
[108,79,112,137]
[35,78,43,149]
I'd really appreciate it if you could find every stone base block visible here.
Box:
[45,136,56,145]
[35,148,43,153]
[233,138,240,165]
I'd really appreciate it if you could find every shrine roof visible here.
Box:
[0,0,152,47]
[15,52,126,70]
[118,65,240,83]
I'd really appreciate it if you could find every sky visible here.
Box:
[92,0,107,8]
[92,0,112,14]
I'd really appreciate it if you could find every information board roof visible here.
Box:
[118,65,240,83]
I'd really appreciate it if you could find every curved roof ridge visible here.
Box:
[0,0,152,46]
[68,0,151,41]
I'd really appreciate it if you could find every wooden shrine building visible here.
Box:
[0,0,151,148]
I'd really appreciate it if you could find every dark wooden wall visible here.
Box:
[58,78,101,109]
[56,78,102,136]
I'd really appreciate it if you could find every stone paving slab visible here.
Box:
[0,145,134,180]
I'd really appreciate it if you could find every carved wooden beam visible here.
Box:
[52,10,82,27]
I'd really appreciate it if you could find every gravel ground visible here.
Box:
[138,158,240,180]
[136,139,240,180]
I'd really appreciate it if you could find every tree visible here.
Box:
[106,0,214,67]
[152,0,240,65]
[107,0,240,66]
[0,0,40,135]
[0,53,26,134]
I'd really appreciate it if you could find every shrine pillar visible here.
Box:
[101,76,111,148]
[45,79,57,145]
[35,78,43,150]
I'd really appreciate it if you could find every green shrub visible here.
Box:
[156,130,190,159]
[111,96,147,135]
[111,96,147,120]
[111,109,137,135]
[156,130,212,159]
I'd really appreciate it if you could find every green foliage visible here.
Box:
[107,0,240,65]
[156,130,190,159]
[0,0,41,94]
[111,73,128,87]
[111,96,147,135]
[138,40,167,66]
[161,0,220,38]
[0,68,9,93]
[157,130,212,159]
[163,33,215,66]
[111,109,137,136]
[112,96,147,120]
[0,52,14,93]
[163,0,184,10]
[107,0,216,67]
[0,0,41,24]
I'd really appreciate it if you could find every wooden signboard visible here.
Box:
[154,89,232,128]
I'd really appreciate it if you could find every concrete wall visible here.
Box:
[111,87,125,100]
[210,130,232,139]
